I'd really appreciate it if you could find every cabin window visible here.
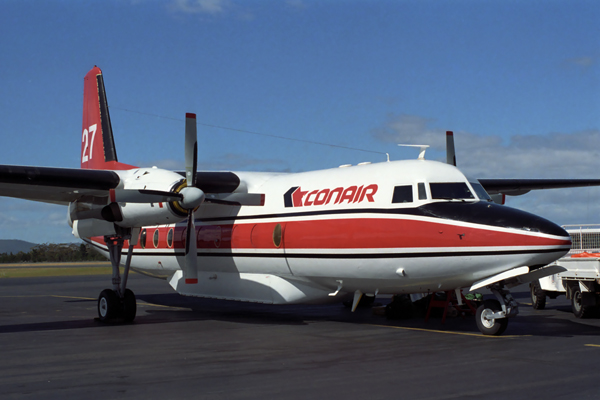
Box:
[167,228,174,248]
[418,182,427,200]
[470,182,492,201]
[153,229,159,248]
[392,185,413,203]
[430,182,474,200]
[140,229,147,249]
[273,223,282,248]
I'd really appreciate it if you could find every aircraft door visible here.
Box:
[249,222,291,275]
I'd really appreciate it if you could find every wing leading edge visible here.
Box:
[0,164,245,205]
[479,178,600,196]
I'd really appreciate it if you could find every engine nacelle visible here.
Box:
[68,168,193,239]
[113,167,189,228]
[72,219,116,239]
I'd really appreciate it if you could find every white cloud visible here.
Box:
[0,199,75,243]
[371,113,600,179]
[370,113,600,225]
[169,0,230,15]
[566,56,596,69]
[286,0,307,11]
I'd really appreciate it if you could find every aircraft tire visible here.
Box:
[530,280,546,310]
[98,289,120,322]
[476,299,508,336]
[123,289,137,322]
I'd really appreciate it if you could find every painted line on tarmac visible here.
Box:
[0,294,188,311]
[584,344,600,348]
[49,295,188,310]
[138,303,189,310]
[367,323,529,338]
[51,295,96,300]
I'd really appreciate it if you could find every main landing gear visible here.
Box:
[97,234,137,323]
[475,283,518,336]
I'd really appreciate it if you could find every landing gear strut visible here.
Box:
[97,231,137,323]
[475,283,518,336]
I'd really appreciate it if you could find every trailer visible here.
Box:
[530,225,600,318]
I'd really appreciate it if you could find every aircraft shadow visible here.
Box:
[2,292,600,338]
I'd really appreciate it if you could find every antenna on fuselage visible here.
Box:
[446,131,457,166]
[398,144,430,160]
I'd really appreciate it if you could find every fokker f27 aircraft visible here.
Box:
[1,66,599,335]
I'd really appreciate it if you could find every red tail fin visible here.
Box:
[81,66,136,170]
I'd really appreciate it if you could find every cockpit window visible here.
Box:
[417,182,427,200]
[430,182,475,200]
[470,182,492,201]
[392,185,413,203]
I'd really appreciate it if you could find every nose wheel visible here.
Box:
[97,234,137,323]
[475,283,518,336]
[476,299,509,335]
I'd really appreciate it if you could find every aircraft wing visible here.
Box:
[0,164,252,206]
[479,178,600,196]
[0,165,120,205]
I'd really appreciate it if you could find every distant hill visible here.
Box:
[0,240,38,254]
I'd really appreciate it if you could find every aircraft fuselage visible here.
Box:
[88,159,571,304]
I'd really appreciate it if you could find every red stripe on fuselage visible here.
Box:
[91,217,570,251]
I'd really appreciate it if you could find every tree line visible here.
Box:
[0,243,106,263]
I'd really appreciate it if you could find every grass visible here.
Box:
[0,262,115,278]
[0,267,114,278]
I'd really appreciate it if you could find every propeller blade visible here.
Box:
[204,193,265,206]
[109,189,183,203]
[185,113,198,187]
[446,131,456,166]
[184,211,198,284]
[184,112,199,284]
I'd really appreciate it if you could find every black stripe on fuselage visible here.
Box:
[86,239,566,260]
[198,201,567,237]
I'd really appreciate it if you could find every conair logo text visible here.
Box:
[284,184,378,208]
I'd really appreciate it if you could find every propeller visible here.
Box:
[181,113,205,284]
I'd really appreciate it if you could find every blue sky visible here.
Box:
[0,0,599,243]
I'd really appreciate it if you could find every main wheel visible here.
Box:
[98,289,120,322]
[123,289,137,322]
[476,299,508,336]
[530,280,546,310]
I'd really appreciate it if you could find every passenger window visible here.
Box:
[418,182,427,200]
[167,228,174,248]
[140,229,147,249]
[153,229,159,248]
[392,185,413,203]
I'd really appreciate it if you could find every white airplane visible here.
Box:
[1,66,599,335]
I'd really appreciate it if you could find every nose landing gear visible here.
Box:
[475,283,518,336]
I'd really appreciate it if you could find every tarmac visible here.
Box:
[2,269,600,400]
